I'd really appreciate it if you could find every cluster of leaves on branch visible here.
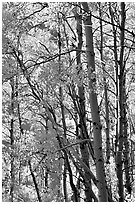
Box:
[2,2,135,202]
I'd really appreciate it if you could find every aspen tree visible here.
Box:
[116,3,126,201]
[74,5,94,201]
[98,2,110,163]
[9,77,15,202]
[82,2,108,201]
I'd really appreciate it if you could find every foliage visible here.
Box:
[2,2,135,202]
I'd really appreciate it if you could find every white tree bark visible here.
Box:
[82,2,108,202]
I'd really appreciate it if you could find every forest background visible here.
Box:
[1,0,135,202]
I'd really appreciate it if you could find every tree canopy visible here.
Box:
[2,2,135,202]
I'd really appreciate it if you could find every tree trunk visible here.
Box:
[123,96,131,194]
[99,2,110,163]
[82,2,108,202]
[56,134,79,202]
[116,3,126,201]
[59,86,69,202]
[57,14,78,201]
[57,14,68,202]
[28,160,42,202]
[9,78,15,202]
[109,3,119,156]
[74,6,94,201]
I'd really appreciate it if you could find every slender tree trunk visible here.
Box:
[28,160,42,202]
[57,14,68,202]
[74,6,94,201]
[109,3,119,156]
[130,139,135,183]
[116,3,126,201]
[123,96,131,194]
[64,142,98,202]
[99,3,110,163]
[56,133,79,202]
[15,56,24,135]
[44,169,48,188]
[57,14,79,201]
[62,162,68,201]
[82,2,108,202]
[59,86,68,202]
[9,78,15,202]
